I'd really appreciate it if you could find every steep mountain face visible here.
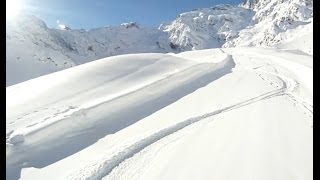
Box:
[224,0,313,47]
[6,16,172,86]
[6,0,313,86]
[162,0,313,50]
[159,4,255,51]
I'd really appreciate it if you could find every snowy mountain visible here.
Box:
[6,16,172,86]
[6,0,313,86]
[224,0,313,47]
[163,0,313,50]
[159,4,255,51]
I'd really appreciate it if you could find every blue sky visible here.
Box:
[19,0,242,29]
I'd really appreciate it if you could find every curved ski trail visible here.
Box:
[67,53,298,180]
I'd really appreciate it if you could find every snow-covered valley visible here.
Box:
[6,0,312,179]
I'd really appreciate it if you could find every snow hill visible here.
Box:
[6,0,313,86]
[7,47,312,180]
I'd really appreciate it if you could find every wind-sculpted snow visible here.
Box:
[6,51,234,179]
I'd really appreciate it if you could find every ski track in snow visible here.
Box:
[66,52,312,179]
[7,48,312,180]
[7,52,235,179]
[67,89,284,180]
[238,50,313,118]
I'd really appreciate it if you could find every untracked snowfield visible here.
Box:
[6,47,312,180]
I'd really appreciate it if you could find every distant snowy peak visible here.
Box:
[6,15,173,86]
[120,22,140,29]
[160,4,254,51]
[7,14,172,62]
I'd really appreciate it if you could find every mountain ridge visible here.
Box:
[6,0,313,86]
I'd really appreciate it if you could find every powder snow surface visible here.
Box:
[6,46,312,180]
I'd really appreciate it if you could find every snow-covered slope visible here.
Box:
[6,15,172,86]
[275,19,313,55]
[6,47,312,180]
[6,1,313,179]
